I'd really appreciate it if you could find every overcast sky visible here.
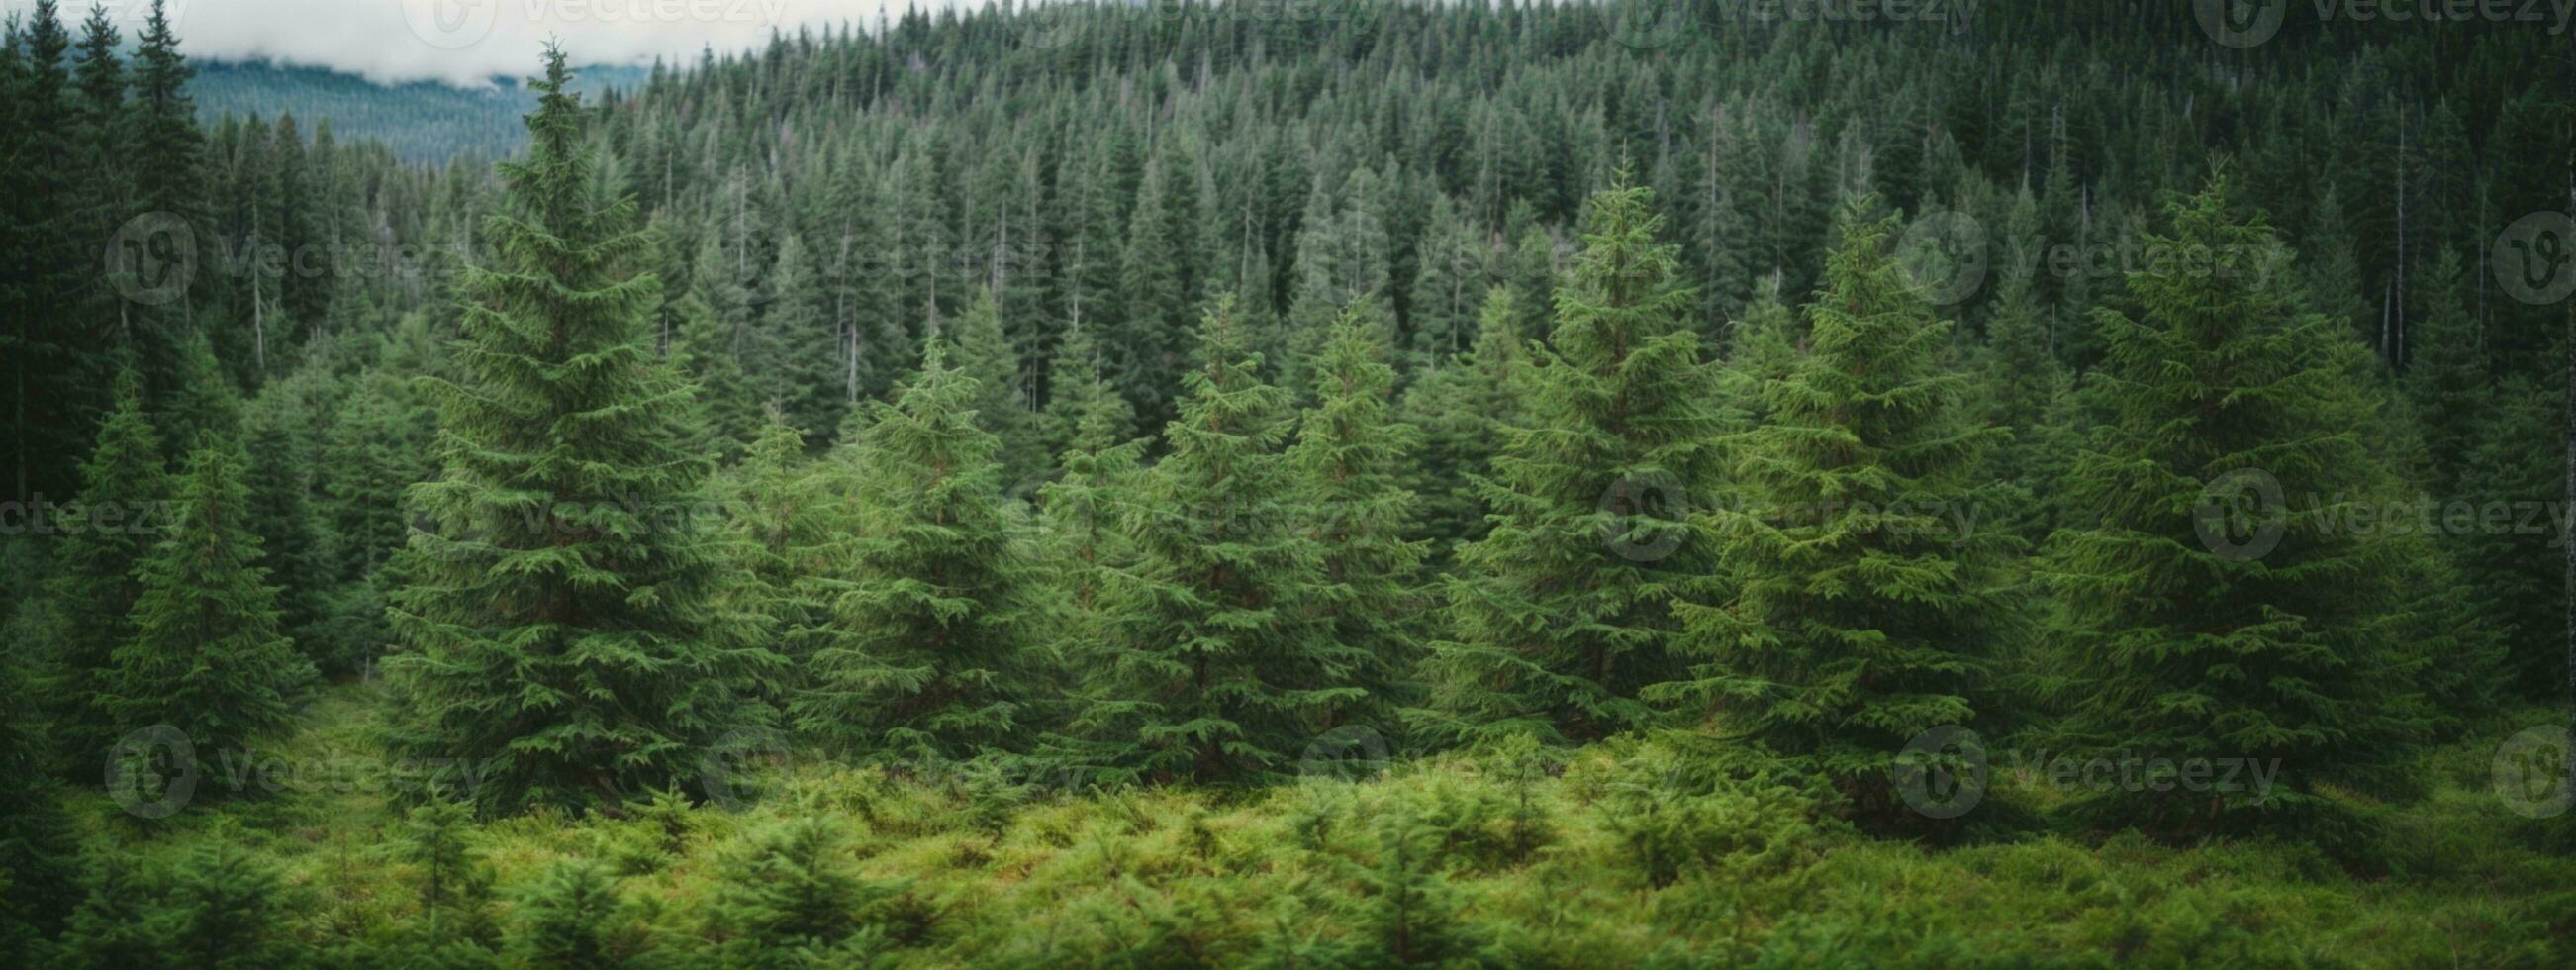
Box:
[12,0,952,86]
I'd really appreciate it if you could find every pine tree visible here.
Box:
[1032,326,1145,740]
[1412,178,1725,748]
[1653,210,2014,822]
[702,817,898,964]
[1287,298,1430,729]
[1399,288,1528,553]
[2042,178,2430,834]
[391,789,496,944]
[504,860,647,970]
[240,389,332,665]
[107,439,314,763]
[944,286,1042,490]
[2400,249,2484,496]
[716,415,833,677]
[2458,375,2566,697]
[668,290,760,464]
[793,342,1039,762]
[1062,295,1346,784]
[41,372,168,765]
[386,49,773,815]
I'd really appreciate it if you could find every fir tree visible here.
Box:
[504,860,646,970]
[943,286,1042,491]
[1286,298,1430,729]
[1413,178,1726,748]
[1399,288,1528,553]
[2041,179,2430,834]
[716,415,834,677]
[41,372,168,765]
[386,49,773,815]
[107,438,314,763]
[793,342,1039,762]
[2399,249,2484,496]
[1063,295,1347,784]
[1654,210,2014,822]
[703,817,900,964]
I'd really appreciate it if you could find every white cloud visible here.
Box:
[11,0,946,87]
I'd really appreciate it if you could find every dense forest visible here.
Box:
[4,0,2575,964]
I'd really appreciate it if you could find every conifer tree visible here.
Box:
[1287,299,1430,728]
[1035,317,1144,655]
[716,415,833,676]
[1399,288,1528,552]
[240,390,332,663]
[504,860,645,970]
[41,373,168,765]
[702,817,898,964]
[944,286,1042,490]
[793,342,1038,762]
[1654,210,2013,820]
[2399,249,2484,496]
[107,439,314,761]
[386,49,773,814]
[1062,295,1347,784]
[670,284,760,463]
[2042,179,2430,833]
[1413,178,1725,748]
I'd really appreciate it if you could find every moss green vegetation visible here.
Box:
[17,684,2564,968]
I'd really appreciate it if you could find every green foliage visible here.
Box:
[1063,295,1347,784]
[384,50,775,815]
[1657,209,2014,823]
[40,373,169,766]
[503,860,654,970]
[1286,298,1431,732]
[1415,177,1726,748]
[702,817,904,965]
[794,343,1041,762]
[108,439,315,762]
[1400,288,1529,555]
[2041,178,2431,835]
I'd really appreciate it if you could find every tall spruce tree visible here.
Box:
[107,439,314,769]
[793,342,1039,762]
[1653,210,2014,821]
[1412,178,1726,748]
[2041,179,2430,834]
[1399,288,1528,553]
[1060,295,1347,784]
[1287,298,1430,730]
[42,372,169,766]
[386,49,773,814]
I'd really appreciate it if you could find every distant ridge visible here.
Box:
[190,59,653,163]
